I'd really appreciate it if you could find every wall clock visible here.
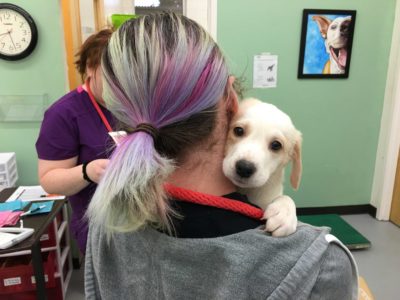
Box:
[0,3,38,61]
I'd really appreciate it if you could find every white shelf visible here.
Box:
[57,221,67,241]
[0,246,57,257]
[0,94,48,122]
[60,245,70,266]
[62,263,73,298]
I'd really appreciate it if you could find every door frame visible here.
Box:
[93,0,106,30]
[186,0,217,40]
[389,150,400,224]
[61,0,83,90]
[371,0,400,220]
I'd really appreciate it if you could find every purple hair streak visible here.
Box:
[88,13,229,234]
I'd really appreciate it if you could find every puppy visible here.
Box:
[223,98,302,236]
[312,15,352,74]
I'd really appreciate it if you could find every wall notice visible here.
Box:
[253,53,278,88]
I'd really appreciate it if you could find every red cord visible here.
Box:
[86,79,113,132]
[164,183,264,220]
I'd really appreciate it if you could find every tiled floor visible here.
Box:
[66,214,400,300]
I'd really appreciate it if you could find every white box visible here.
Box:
[0,153,15,172]
[0,152,18,188]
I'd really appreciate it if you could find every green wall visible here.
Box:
[0,0,396,208]
[218,0,396,207]
[0,0,67,185]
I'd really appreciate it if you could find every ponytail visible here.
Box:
[89,133,174,234]
[87,13,229,235]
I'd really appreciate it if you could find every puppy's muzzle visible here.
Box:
[235,160,256,178]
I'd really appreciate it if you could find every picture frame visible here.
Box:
[298,9,356,79]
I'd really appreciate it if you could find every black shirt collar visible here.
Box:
[168,192,264,238]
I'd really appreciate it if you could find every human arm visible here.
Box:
[38,158,109,196]
[310,241,359,300]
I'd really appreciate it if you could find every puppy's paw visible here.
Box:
[263,195,297,237]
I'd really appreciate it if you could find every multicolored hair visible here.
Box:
[88,13,229,234]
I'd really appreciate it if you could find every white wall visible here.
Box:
[186,0,217,40]
[99,0,216,38]
[104,0,135,24]
[79,0,97,41]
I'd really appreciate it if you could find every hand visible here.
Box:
[263,195,297,237]
[85,159,110,183]
[0,29,12,37]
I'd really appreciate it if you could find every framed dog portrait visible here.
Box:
[298,9,356,79]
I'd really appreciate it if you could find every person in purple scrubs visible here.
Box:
[36,29,113,253]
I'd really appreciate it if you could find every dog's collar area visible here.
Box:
[164,183,264,220]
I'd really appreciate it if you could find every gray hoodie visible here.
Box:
[85,223,358,300]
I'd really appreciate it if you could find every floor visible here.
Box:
[65,214,400,300]
[341,214,400,300]
[66,265,84,300]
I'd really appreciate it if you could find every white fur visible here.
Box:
[223,98,302,237]
[313,15,352,74]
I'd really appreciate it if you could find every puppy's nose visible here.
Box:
[235,160,256,178]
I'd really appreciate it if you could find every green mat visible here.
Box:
[298,214,371,250]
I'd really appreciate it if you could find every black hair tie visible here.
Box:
[131,123,158,140]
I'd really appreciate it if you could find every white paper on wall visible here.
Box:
[253,53,278,88]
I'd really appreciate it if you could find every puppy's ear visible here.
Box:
[290,133,302,190]
[312,16,331,39]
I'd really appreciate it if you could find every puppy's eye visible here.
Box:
[233,127,244,137]
[270,141,282,151]
[331,24,337,30]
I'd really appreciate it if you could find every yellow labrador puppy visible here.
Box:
[223,98,302,236]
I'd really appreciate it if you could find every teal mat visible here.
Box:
[298,214,371,250]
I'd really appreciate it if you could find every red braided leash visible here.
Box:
[164,183,264,220]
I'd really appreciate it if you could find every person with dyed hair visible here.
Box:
[85,13,358,299]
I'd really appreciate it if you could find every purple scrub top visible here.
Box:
[36,87,114,253]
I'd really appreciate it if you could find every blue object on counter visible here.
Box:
[0,200,30,212]
[22,201,54,216]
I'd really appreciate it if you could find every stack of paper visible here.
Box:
[6,186,66,202]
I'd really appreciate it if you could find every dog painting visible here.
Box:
[223,98,302,237]
[298,9,356,78]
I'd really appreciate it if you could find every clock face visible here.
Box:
[0,4,38,61]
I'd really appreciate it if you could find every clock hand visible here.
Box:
[0,29,12,37]
[8,32,17,49]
